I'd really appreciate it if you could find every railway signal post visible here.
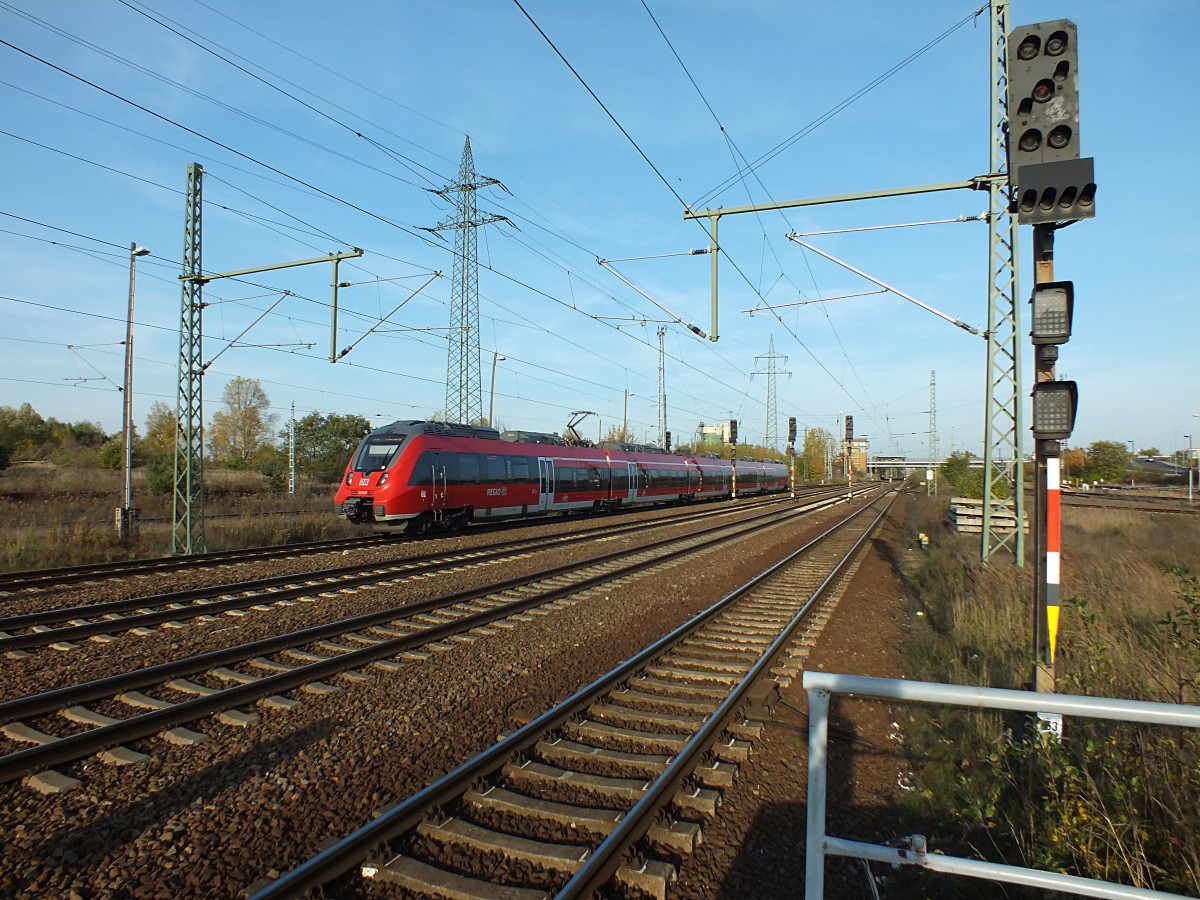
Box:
[788,416,797,498]
[729,418,738,499]
[1009,19,1092,696]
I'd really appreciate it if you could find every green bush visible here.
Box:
[145,455,174,496]
[257,446,288,494]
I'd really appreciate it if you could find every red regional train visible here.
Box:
[335,420,789,534]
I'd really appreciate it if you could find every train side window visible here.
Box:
[456,453,481,485]
[611,466,627,490]
[587,467,602,490]
[408,451,435,486]
[485,454,506,483]
[511,457,531,484]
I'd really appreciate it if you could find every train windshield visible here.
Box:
[353,434,407,472]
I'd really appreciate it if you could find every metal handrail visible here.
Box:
[803,672,1200,899]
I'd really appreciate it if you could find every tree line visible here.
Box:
[937,439,1192,498]
[0,377,369,490]
[1,388,848,490]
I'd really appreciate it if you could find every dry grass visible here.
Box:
[898,496,1200,896]
[0,464,352,572]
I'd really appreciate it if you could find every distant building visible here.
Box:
[846,438,869,474]
[698,422,731,447]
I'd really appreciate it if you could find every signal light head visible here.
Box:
[1032,381,1078,441]
[1017,35,1040,60]
[1044,30,1069,56]
[1047,125,1072,149]
[1030,281,1074,345]
[1007,20,1089,222]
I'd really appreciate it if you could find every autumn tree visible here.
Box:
[208,377,276,466]
[1063,445,1088,482]
[0,403,108,463]
[601,424,637,444]
[0,403,51,455]
[142,401,176,459]
[1077,440,1130,484]
[799,427,834,481]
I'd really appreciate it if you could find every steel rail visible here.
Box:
[0,493,810,651]
[252,489,895,899]
[0,492,853,783]
[0,534,383,592]
[559,492,896,897]
[0,491,802,597]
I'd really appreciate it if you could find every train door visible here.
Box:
[538,458,554,512]
[428,452,447,512]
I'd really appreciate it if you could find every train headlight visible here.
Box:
[345,472,354,486]
[378,472,390,486]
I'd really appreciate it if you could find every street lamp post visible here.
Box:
[1128,440,1136,488]
[623,390,634,439]
[488,352,506,428]
[1187,434,1194,504]
[117,243,150,539]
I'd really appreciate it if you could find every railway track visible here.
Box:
[0,494,810,654]
[0,534,385,594]
[1059,494,1200,516]
[253,489,898,899]
[0,491,812,595]
[0,487,868,793]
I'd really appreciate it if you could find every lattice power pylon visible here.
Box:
[929,370,938,463]
[982,0,1025,563]
[753,336,790,451]
[428,137,509,424]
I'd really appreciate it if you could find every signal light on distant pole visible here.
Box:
[1032,381,1078,442]
[788,416,797,444]
[728,419,737,444]
[1030,281,1074,346]
[844,415,853,442]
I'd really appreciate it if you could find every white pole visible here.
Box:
[119,243,149,538]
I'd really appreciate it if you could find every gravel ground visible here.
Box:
[670,496,913,900]
[0,492,911,898]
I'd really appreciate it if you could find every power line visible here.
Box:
[117,0,444,190]
[1,1,440,192]
[0,37,436,243]
[635,3,887,433]
[1,31,782,434]
[691,6,986,207]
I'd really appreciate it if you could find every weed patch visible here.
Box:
[896,504,1200,895]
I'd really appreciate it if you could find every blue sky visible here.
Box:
[2,0,1197,460]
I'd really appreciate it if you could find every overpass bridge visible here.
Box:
[866,456,998,474]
